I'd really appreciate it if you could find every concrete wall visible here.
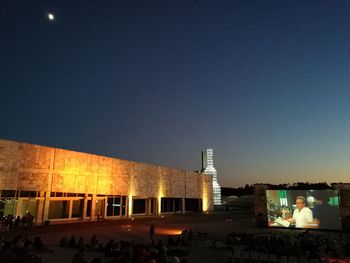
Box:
[0,139,213,211]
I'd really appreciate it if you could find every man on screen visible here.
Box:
[288,196,314,228]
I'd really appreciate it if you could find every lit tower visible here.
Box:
[201,148,222,205]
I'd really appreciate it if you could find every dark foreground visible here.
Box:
[1,210,348,262]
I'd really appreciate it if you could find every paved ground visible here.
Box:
[0,210,335,263]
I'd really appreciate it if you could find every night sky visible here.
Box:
[2,1,350,187]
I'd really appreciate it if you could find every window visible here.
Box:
[72,200,84,218]
[133,199,146,214]
[48,201,69,219]
[185,198,202,212]
[107,197,121,216]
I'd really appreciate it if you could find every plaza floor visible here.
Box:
[0,210,330,263]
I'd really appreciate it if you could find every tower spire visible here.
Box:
[201,148,221,206]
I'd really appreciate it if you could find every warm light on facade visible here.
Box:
[158,192,163,214]
[128,194,133,217]
[158,179,164,214]
[0,139,215,224]
[202,179,209,212]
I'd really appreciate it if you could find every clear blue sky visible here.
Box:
[1,1,350,187]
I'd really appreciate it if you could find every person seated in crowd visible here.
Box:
[0,241,16,262]
[33,236,52,252]
[21,211,34,229]
[72,247,87,263]
[60,236,69,247]
[77,237,85,250]
[89,234,98,251]
[14,216,21,229]
[69,235,77,248]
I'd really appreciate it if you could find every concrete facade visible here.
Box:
[0,139,213,224]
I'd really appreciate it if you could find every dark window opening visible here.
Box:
[161,198,182,213]
[86,200,92,217]
[133,199,146,214]
[185,198,202,212]
[106,196,121,216]
[1,190,16,198]
[72,199,84,218]
[48,201,69,219]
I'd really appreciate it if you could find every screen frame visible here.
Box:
[265,189,342,230]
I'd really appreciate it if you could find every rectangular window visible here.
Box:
[161,198,170,212]
[133,199,146,214]
[0,198,17,217]
[72,200,84,218]
[20,199,37,218]
[95,200,104,217]
[19,191,37,197]
[48,201,69,219]
[113,197,121,216]
[106,197,121,217]
[185,198,201,212]
[174,198,182,212]
[121,196,126,216]
[86,200,91,217]
[107,197,114,216]
[1,190,16,198]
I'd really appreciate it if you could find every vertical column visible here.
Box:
[42,192,51,223]
[149,198,152,215]
[127,196,133,217]
[102,198,106,219]
[152,198,156,215]
[145,198,149,215]
[119,196,122,216]
[158,197,161,215]
[82,194,88,220]
[157,198,159,214]
[121,196,126,217]
[35,191,46,224]
[15,198,22,217]
[90,194,96,221]
[182,198,185,214]
[125,196,129,217]
[43,148,55,224]
[68,200,73,219]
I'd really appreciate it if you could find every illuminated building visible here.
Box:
[0,139,213,224]
[201,148,222,205]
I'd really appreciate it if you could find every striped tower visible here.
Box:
[201,148,222,206]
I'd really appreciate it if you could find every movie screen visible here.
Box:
[266,190,341,230]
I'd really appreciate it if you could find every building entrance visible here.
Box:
[95,199,105,220]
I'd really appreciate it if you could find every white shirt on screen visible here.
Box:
[293,207,313,228]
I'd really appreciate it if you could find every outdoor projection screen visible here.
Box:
[266,190,341,230]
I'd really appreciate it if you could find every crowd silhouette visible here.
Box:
[1,212,34,231]
[57,228,193,263]
[224,230,350,262]
[2,219,350,263]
